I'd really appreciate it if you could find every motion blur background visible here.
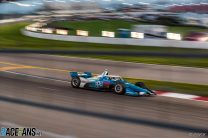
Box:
[0,0,208,138]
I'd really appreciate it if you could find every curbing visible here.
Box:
[155,90,208,102]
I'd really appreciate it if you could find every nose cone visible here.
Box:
[126,83,150,93]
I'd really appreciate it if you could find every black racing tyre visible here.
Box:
[114,82,125,95]
[71,77,81,88]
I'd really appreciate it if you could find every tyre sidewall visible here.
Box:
[114,82,125,95]
[71,77,81,88]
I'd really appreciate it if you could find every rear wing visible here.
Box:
[70,72,92,78]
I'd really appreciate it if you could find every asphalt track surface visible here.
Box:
[0,54,208,85]
[0,54,207,138]
[0,72,208,138]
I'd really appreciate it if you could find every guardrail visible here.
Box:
[22,29,208,49]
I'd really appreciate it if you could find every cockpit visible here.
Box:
[109,76,122,81]
[99,70,123,81]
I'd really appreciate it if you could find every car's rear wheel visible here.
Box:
[114,82,125,95]
[71,77,81,88]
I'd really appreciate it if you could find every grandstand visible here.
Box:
[168,4,208,13]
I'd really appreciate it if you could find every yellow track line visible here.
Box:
[0,61,100,76]
[0,61,129,78]
[32,66,69,72]
[0,61,69,72]
[0,62,25,66]
[0,66,34,71]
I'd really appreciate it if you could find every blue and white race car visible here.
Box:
[70,70,156,96]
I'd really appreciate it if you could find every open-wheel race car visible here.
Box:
[70,70,156,96]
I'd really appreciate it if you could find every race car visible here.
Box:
[70,70,156,96]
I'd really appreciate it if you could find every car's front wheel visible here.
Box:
[114,82,125,95]
[71,77,81,88]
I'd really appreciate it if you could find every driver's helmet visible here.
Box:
[101,70,109,76]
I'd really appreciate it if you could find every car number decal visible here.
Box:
[96,81,103,88]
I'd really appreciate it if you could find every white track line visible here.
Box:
[3,71,69,83]
[39,86,57,91]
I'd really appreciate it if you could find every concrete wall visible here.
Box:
[0,18,27,24]
[22,29,208,49]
